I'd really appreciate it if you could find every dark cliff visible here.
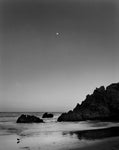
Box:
[57,83,119,122]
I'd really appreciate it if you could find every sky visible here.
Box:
[0,0,119,112]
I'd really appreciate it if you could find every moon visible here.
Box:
[56,32,59,36]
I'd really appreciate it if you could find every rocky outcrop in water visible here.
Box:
[16,114,44,123]
[58,83,119,122]
[42,112,53,118]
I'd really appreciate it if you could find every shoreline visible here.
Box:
[1,120,119,150]
[61,126,119,150]
[70,136,119,150]
[63,126,119,140]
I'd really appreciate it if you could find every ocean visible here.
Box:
[0,112,119,150]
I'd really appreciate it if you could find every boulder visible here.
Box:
[58,82,119,122]
[16,114,44,123]
[42,112,53,118]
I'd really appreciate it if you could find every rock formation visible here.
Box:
[16,114,44,123]
[58,83,119,122]
[42,112,53,118]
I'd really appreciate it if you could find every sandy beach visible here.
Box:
[72,137,119,150]
[1,113,119,150]
[1,124,119,150]
[0,134,119,150]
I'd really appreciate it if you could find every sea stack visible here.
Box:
[58,83,119,122]
[42,112,53,118]
[16,114,44,123]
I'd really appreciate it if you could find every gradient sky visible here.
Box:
[0,0,119,112]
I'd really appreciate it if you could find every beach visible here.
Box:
[72,137,119,150]
[0,131,119,150]
[1,0,119,149]
[0,112,119,150]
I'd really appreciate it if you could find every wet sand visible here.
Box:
[71,137,119,150]
[63,126,119,150]
[1,126,119,150]
[1,135,119,150]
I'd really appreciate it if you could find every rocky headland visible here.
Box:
[58,83,119,122]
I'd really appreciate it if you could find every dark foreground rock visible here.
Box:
[58,82,119,122]
[16,114,44,123]
[42,112,53,118]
